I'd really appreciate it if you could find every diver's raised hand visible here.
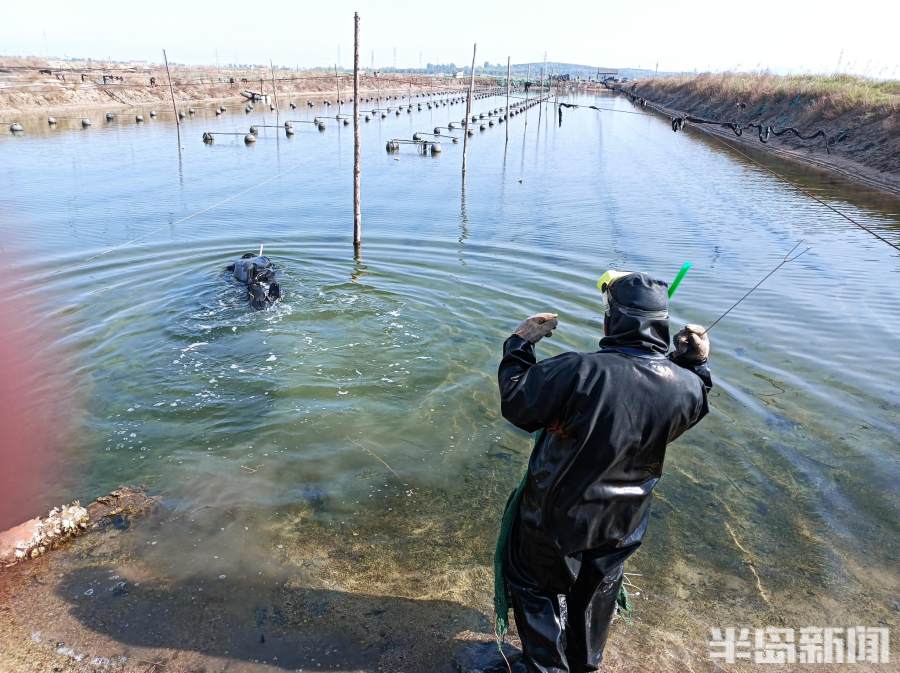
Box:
[672,324,710,364]
[514,313,559,344]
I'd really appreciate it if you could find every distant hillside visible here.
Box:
[374,61,674,81]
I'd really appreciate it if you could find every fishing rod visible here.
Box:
[702,240,811,335]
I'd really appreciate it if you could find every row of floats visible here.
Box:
[203,93,546,150]
[5,88,505,135]
[389,95,545,155]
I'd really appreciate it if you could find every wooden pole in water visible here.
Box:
[162,49,180,143]
[353,12,362,248]
[335,64,341,115]
[462,43,476,177]
[269,60,279,117]
[505,56,511,145]
[538,54,545,125]
[524,63,530,127]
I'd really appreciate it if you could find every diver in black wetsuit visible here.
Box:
[226,253,282,310]
[497,272,712,672]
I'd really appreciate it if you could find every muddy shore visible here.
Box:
[0,57,475,117]
[610,76,899,196]
[1,484,862,673]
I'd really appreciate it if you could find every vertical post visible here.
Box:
[162,49,180,143]
[353,12,362,248]
[270,60,279,117]
[524,63,530,127]
[335,64,341,116]
[505,56,510,145]
[538,54,545,125]
[461,42,477,177]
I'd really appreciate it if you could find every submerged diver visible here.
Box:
[497,272,711,673]
[226,252,282,310]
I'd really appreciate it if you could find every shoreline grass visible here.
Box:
[636,72,899,113]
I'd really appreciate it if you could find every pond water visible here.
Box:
[2,90,898,670]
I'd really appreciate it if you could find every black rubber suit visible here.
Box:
[226,253,282,310]
[498,273,712,673]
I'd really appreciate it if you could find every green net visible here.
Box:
[493,471,528,639]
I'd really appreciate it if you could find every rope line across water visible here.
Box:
[45,169,292,280]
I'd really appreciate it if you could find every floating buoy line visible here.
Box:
[5,86,503,136]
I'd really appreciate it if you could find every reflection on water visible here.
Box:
[1,91,899,669]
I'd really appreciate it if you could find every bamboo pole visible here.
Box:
[353,12,361,248]
[505,56,510,145]
[335,64,341,116]
[538,54,545,125]
[270,60,279,117]
[461,43,476,177]
[162,49,180,143]
[524,63,530,128]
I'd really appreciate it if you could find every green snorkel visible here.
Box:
[668,262,692,298]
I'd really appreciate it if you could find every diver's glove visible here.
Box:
[513,313,558,344]
[672,324,710,365]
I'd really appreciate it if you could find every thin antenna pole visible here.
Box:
[353,12,362,248]
[524,63,531,127]
[505,56,511,145]
[162,49,180,144]
[335,64,341,115]
[462,43,477,177]
[538,52,546,125]
[269,59,279,118]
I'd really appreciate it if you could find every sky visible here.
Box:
[2,0,897,78]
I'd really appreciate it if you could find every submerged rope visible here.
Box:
[44,168,290,281]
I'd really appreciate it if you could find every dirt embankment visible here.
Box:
[618,74,900,195]
[0,56,478,116]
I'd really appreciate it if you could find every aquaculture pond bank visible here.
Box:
[1,89,898,672]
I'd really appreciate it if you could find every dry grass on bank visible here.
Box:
[640,72,899,114]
